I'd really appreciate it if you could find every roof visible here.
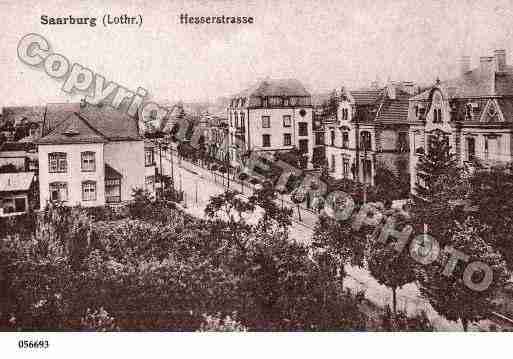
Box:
[38,102,141,145]
[0,172,34,192]
[105,164,122,179]
[375,89,411,124]
[345,87,411,124]
[412,64,513,101]
[350,89,383,105]
[37,112,107,145]
[0,141,35,152]
[234,79,311,99]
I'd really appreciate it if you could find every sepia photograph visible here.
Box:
[0,0,512,357]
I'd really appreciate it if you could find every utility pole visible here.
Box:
[159,139,163,198]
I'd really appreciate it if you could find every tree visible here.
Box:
[249,181,293,231]
[412,131,467,247]
[468,164,513,271]
[367,211,417,314]
[312,215,368,291]
[205,190,255,225]
[418,217,508,331]
[414,131,459,201]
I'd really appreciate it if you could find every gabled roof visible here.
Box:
[0,172,35,192]
[39,102,141,145]
[375,90,411,124]
[350,89,383,105]
[37,112,107,145]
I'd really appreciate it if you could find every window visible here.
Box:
[145,147,155,166]
[283,115,291,127]
[283,133,292,146]
[262,97,268,107]
[298,122,308,136]
[330,130,335,146]
[466,137,476,161]
[262,116,270,128]
[360,131,371,151]
[262,134,271,147]
[343,158,350,178]
[105,179,121,203]
[299,139,308,154]
[283,97,290,106]
[341,108,348,121]
[315,132,324,145]
[234,112,239,128]
[465,104,473,121]
[48,152,67,173]
[49,182,68,202]
[81,151,96,172]
[82,181,97,201]
[363,159,372,184]
[433,108,442,123]
[342,132,349,148]
[330,154,336,172]
[397,132,408,152]
[240,113,245,129]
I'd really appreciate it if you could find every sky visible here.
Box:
[1,0,513,106]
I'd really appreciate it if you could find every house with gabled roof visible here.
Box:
[36,101,150,207]
[325,82,414,186]
[408,49,513,192]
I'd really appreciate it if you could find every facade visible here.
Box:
[325,83,413,185]
[408,50,513,192]
[0,171,36,216]
[227,79,314,168]
[36,102,146,208]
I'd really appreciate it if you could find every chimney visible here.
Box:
[479,56,494,73]
[460,55,470,75]
[494,49,506,72]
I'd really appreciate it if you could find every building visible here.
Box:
[325,83,413,186]
[227,79,314,168]
[1,106,45,141]
[0,171,36,216]
[408,49,513,192]
[0,141,37,172]
[36,102,147,208]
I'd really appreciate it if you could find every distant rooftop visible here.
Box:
[0,172,35,192]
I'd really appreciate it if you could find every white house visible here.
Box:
[36,102,148,208]
[227,79,314,168]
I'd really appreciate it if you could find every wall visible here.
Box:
[38,143,104,208]
[104,140,145,201]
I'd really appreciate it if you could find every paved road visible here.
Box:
[156,149,315,244]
